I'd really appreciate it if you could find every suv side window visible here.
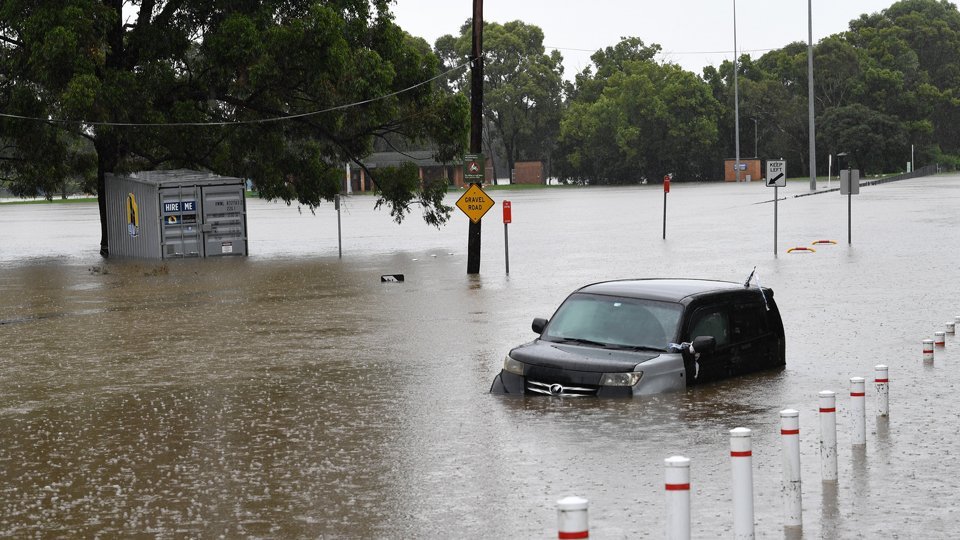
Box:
[731,302,769,341]
[690,307,731,346]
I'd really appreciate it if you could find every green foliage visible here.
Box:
[435,20,565,176]
[556,38,721,183]
[372,161,451,227]
[0,0,468,253]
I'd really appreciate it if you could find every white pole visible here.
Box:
[935,331,946,347]
[947,321,956,335]
[807,0,817,191]
[819,390,838,482]
[828,153,833,188]
[875,365,889,417]
[923,339,935,362]
[557,496,589,539]
[665,456,691,540]
[730,427,755,539]
[733,0,741,183]
[780,409,802,528]
[850,377,866,446]
[345,162,352,194]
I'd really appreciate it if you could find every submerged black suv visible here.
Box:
[490,279,785,397]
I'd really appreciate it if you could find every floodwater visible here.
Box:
[1,176,959,538]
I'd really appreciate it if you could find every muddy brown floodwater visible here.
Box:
[1,176,960,538]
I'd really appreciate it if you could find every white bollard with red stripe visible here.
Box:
[779,409,802,528]
[875,365,889,417]
[923,339,935,362]
[729,427,755,539]
[665,456,691,540]
[947,321,956,335]
[557,496,589,539]
[819,390,838,482]
[935,331,946,347]
[850,377,866,445]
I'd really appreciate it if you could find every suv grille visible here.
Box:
[526,379,598,397]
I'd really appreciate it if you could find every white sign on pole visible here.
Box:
[765,160,787,187]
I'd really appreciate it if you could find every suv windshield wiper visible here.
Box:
[551,337,609,348]
[605,344,666,352]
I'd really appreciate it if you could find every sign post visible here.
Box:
[840,169,860,244]
[502,200,511,274]
[662,174,671,239]
[766,160,787,255]
[335,194,342,258]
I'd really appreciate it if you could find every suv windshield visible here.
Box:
[542,293,682,351]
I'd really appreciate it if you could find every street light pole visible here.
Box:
[807,0,817,191]
[752,118,759,158]
[733,0,741,182]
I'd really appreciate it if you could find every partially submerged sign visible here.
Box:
[456,184,495,223]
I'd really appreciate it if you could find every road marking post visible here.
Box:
[923,339,935,362]
[850,377,866,446]
[730,427,755,539]
[819,390,838,482]
[665,456,691,540]
[935,331,946,347]
[875,365,889,417]
[557,496,589,539]
[779,409,802,528]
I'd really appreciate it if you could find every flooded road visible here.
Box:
[1,176,959,538]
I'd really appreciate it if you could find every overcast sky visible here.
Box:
[392,0,899,77]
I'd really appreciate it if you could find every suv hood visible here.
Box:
[510,340,660,372]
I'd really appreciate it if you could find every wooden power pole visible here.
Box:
[467,0,483,274]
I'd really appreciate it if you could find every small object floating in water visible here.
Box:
[786,246,816,254]
[811,239,836,245]
[381,274,405,283]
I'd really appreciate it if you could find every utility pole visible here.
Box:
[807,0,817,191]
[467,0,484,274]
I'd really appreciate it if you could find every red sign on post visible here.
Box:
[502,200,512,224]
[663,175,671,193]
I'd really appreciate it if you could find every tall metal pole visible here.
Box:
[753,118,758,158]
[807,0,817,191]
[467,0,484,274]
[733,0,741,182]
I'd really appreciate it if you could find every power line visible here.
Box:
[0,59,472,128]
[546,45,776,55]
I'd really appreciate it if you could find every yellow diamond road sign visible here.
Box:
[456,184,495,223]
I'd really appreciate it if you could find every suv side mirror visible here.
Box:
[691,336,716,355]
[532,317,548,334]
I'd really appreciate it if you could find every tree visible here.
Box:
[819,104,907,174]
[0,0,468,255]
[436,20,564,179]
[556,38,722,183]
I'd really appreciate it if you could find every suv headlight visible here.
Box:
[503,355,527,376]
[599,372,643,387]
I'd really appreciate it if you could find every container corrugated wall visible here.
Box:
[105,173,162,259]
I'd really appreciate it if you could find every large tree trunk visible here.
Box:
[95,135,118,257]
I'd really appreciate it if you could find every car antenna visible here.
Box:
[744,266,771,311]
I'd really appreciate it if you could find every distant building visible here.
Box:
[724,159,762,182]
[346,152,546,192]
[346,151,468,193]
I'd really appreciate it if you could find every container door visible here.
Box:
[200,185,247,256]
[160,187,203,258]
